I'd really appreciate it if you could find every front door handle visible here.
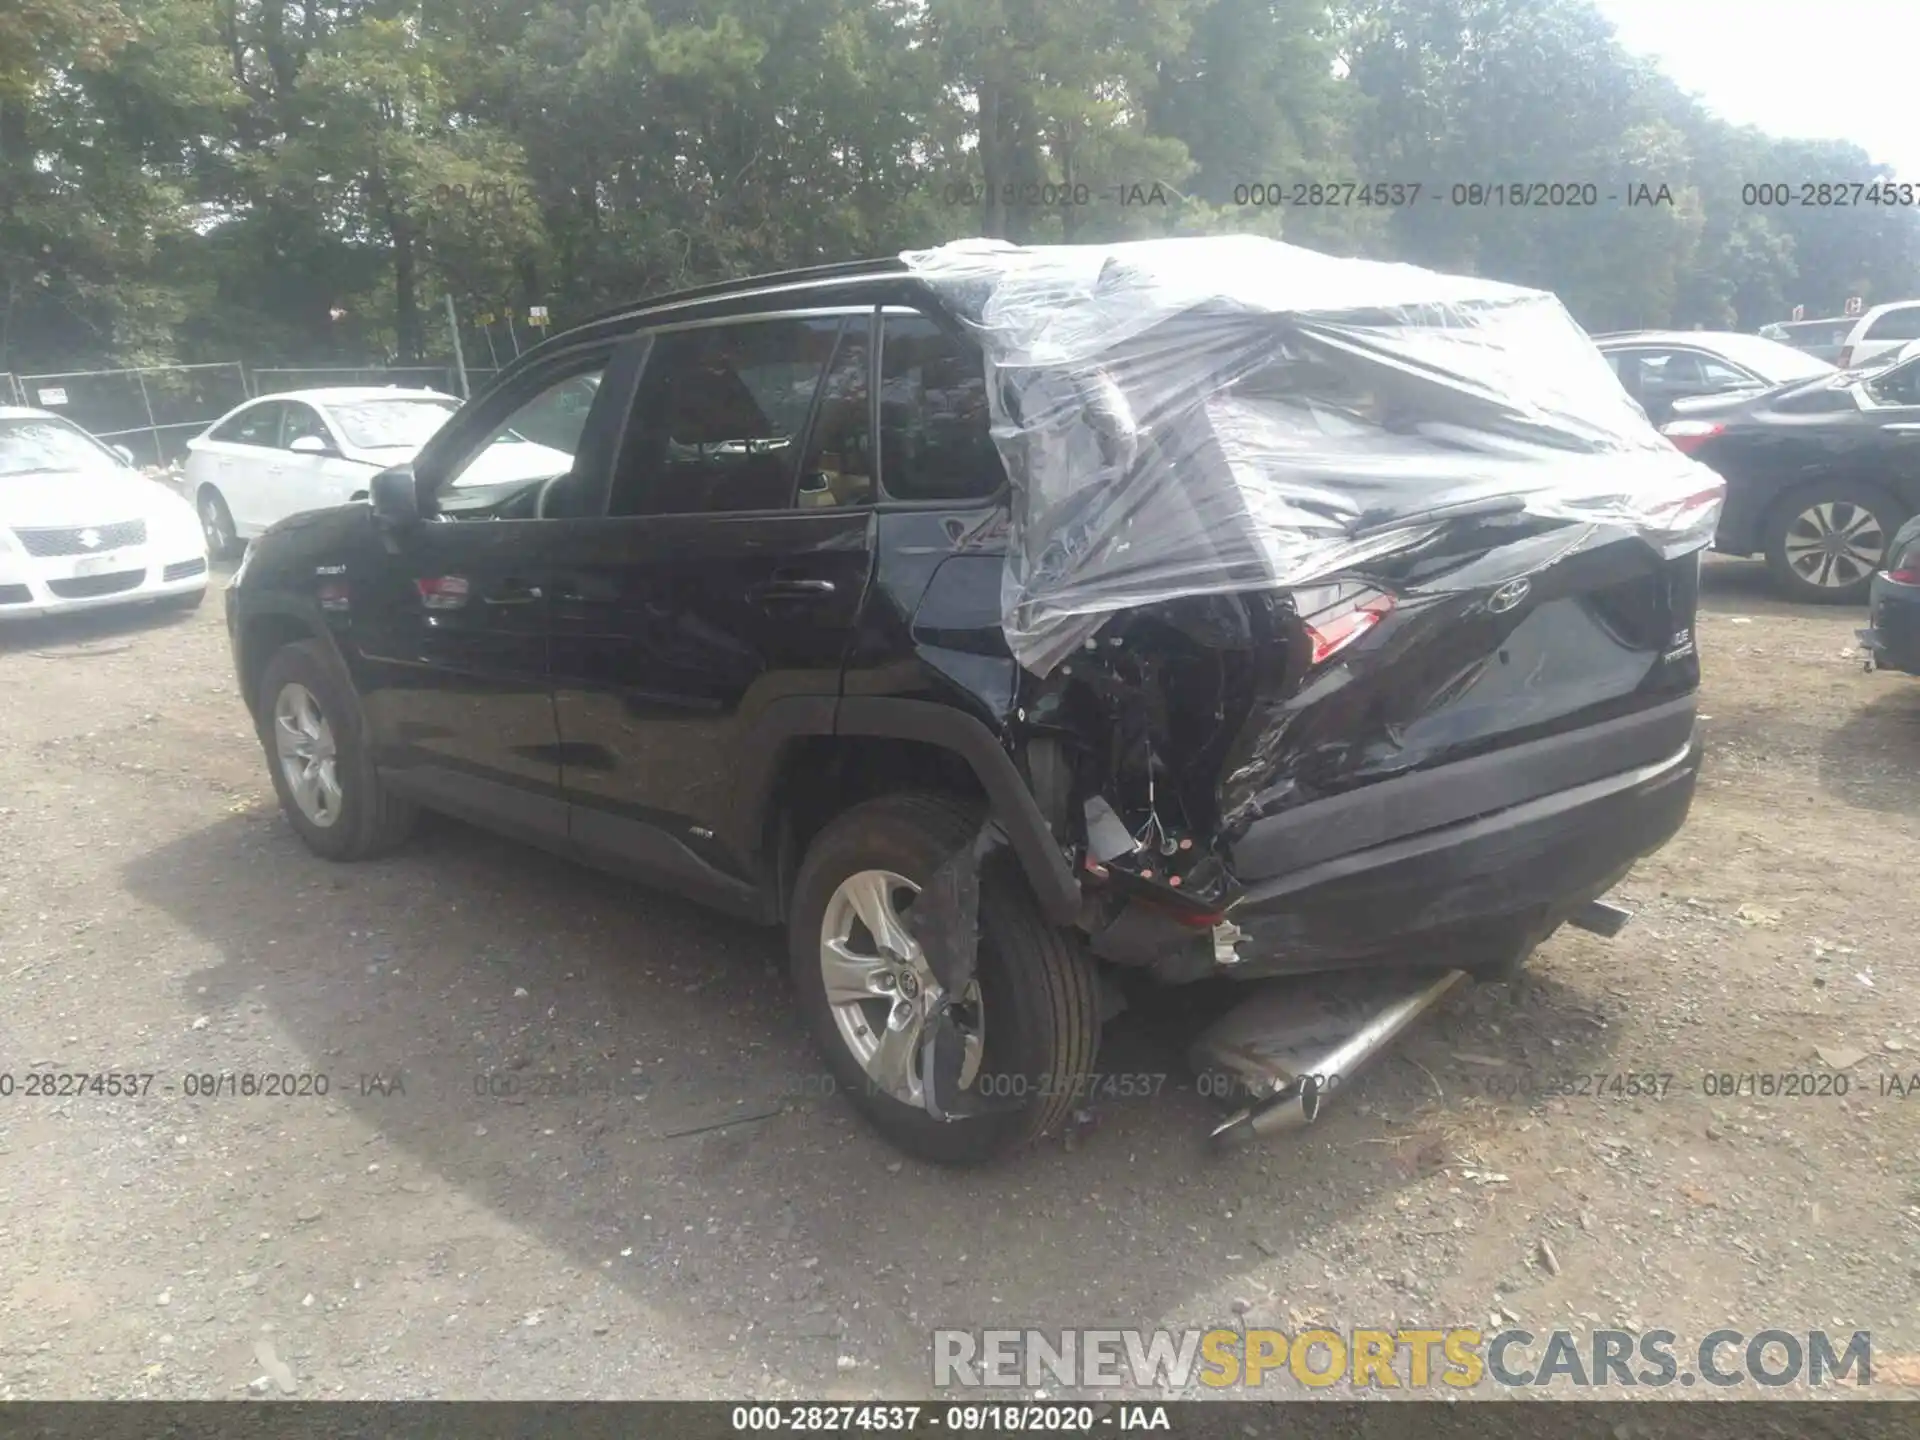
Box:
[484,581,544,605]
[748,578,837,603]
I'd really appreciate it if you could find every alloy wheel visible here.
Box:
[200,496,233,555]
[1782,500,1886,590]
[818,868,984,1109]
[273,681,343,828]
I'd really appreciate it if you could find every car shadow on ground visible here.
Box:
[1698,555,1792,613]
[0,597,204,654]
[119,807,1626,1388]
[1819,679,1920,813]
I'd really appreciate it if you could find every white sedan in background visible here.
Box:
[0,406,209,618]
[183,387,575,556]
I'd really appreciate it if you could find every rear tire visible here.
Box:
[1763,482,1905,605]
[788,793,1100,1166]
[256,640,416,861]
[197,487,241,560]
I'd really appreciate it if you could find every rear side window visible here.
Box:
[1865,358,1920,407]
[279,402,330,449]
[612,316,845,515]
[878,315,1001,501]
[210,402,283,446]
[1864,306,1920,341]
[1770,384,1858,415]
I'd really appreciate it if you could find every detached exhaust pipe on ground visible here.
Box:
[1198,967,1471,1151]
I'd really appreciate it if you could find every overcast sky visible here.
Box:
[1593,0,1919,179]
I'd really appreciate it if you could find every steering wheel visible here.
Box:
[533,472,569,519]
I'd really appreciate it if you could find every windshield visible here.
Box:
[0,417,124,478]
[1703,334,1836,383]
[328,398,459,450]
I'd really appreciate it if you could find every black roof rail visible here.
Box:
[569,255,912,333]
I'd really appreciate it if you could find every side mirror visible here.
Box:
[289,435,331,455]
[369,465,422,532]
[112,443,136,465]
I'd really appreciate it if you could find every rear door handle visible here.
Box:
[748,578,837,603]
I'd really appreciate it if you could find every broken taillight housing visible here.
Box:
[1292,584,1397,666]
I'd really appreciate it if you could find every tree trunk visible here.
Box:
[393,215,419,361]
[1059,119,1079,243]
[999,92,1046,245]
[979,79,1006,239]
[375,168,420,362]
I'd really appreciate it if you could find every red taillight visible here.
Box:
[1658,419,1725,454]
[1303,595,1396,665]
[415,575,470,609]
[1836,346,1853,369]
[1889,544,1920,584]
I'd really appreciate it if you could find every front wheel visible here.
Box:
[197,487,241,560]
[1763,483,1905,604]
[788,793,1100,1166]
[256,640,416,860]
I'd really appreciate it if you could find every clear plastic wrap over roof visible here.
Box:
[900,235,1726,676]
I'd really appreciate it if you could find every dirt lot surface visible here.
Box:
[1,556,1917,1402]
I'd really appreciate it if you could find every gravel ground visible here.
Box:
[0,556,1917,1402]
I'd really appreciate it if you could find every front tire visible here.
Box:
[788,793,1100,1166]
[197,487,241,560]
[256,640,416,861]
[1763,483,1905,604]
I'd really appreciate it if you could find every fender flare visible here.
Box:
[230,595,351,721]
[737,697,1082,928]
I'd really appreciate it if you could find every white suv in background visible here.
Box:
[1836,300,1920,370]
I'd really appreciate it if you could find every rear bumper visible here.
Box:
[1218,737,1699,977]
[1860,572,1920,676]
[1100,707,1701,983]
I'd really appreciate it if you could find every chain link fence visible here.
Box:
[250,365,457,396]
[18,363,250,467]
[7,359,514,453]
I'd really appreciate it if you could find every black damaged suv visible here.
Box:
[227,253,1706,1164]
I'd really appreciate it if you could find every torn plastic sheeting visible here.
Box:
[904,821,1004,1122]
[901,236,1725,678]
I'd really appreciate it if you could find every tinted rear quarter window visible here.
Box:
[878,315,1001,501]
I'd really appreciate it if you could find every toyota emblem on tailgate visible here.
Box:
[1488,577,1531,613]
